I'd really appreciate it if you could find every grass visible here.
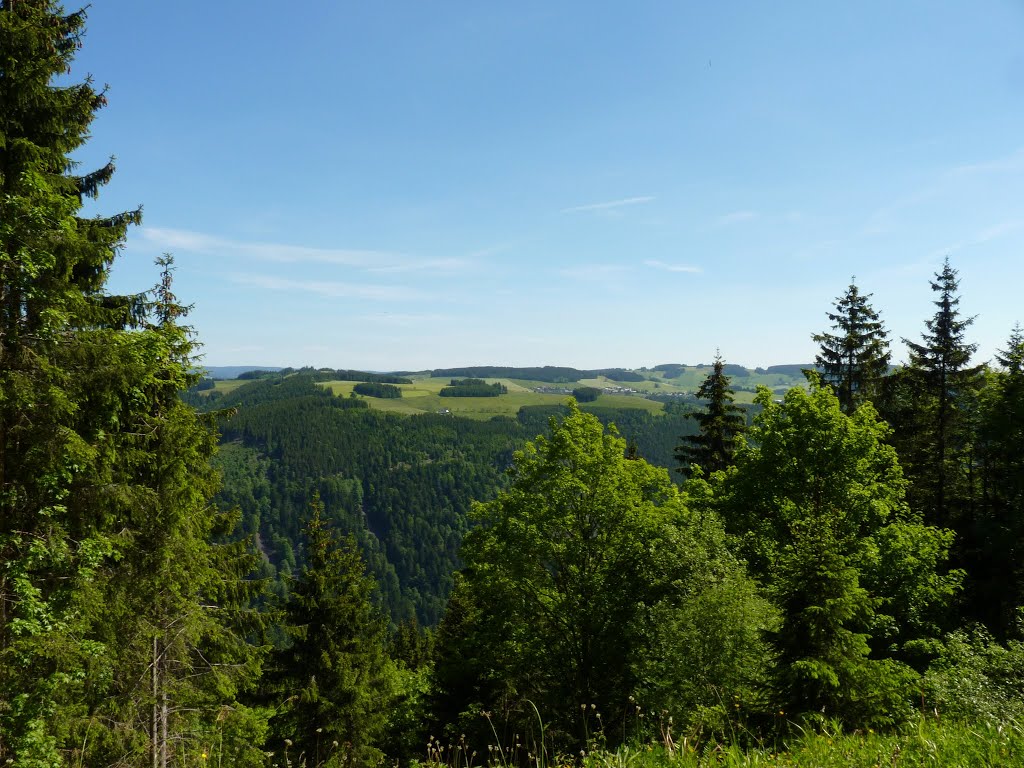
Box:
[210,379,248,395]
[318,376,666,420]
[197,366,808,416]
[420,718,1024,768]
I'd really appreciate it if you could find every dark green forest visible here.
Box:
[6,5,1024,768]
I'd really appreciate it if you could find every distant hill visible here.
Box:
[203,365,283,379]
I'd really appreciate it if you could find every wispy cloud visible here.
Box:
[714,210,759,226]
[927,218,1024,260]
[142,227,468,273]
[561,196,655,213]
[229,273,423,301]
[862,187,944,235]
[354,312,453,328]
[366,258,468,274]
[864,147,1024,236]
[559,264,632,281]
[143,227,384,266]
[948,147,1024,177]
[644,260,702,274]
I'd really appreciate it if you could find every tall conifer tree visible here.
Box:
[0,3,141,760]
[268,496,395,768]
[675,353,746,476]
[813,279,891,414]
[900,258,983,529]
[0,5,264,764]
[970,326,1024,634]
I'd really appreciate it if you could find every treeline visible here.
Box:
[237,367,412,384]
[431,365,645,382]
[439,378,508,397]
[321,368,413,384]
[353,381,402,398]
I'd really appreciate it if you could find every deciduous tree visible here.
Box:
[438,401,768,749]
[696,382,958,726]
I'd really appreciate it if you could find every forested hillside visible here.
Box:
[200,371,705,624]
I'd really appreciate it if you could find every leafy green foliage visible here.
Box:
[693,382,958,726]
[436,402,767,749]
[922,625,1024,722]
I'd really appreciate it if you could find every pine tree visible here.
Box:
[675,352,746,476]
[900,258,983,528]
[813,279,891,414]
[268,496,395,768]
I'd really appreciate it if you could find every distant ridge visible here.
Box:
[200,363,817,381]
[203,365,283,380]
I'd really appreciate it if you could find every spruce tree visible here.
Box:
[0,3,141,761]
[675,352,746,476]
[900,258,983,529]
[268,496,395,768]
[971,326,1024,634]
[813,279,891,414]
[1,5,265,764]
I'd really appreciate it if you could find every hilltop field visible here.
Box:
[200,363,811,419]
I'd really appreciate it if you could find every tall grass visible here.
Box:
[419,716,1024,768]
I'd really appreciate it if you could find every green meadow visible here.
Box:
[319,375,666,419]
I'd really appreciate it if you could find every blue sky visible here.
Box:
[75,2,1024,370]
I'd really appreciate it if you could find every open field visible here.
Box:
[210,379,249,395]
[320,375,667,419]
[194,365,809,417]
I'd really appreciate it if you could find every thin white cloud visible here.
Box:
[229,273,423,301]
[354,312,453,328]
[142,227,383,266]
[561,196,655,213]
[948,147,1024,177]
[715,210,759,226]
[865,147,1024,236]
[142,227,467,273]
[927,218,1024,260]
[862,187,944,235]
[644,260,702,274]
[559,264,631,281]
[366,258,468,274]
